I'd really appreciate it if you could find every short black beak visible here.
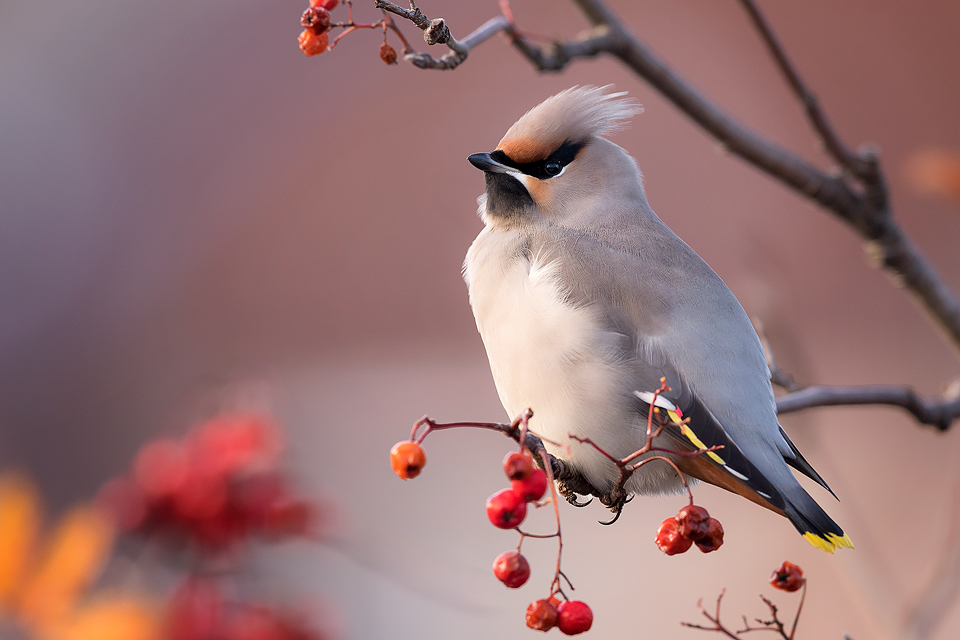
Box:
[468,152,510,174]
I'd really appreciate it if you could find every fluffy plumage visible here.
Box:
[464,86,852,552]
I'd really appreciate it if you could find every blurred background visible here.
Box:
[2,0,960,638]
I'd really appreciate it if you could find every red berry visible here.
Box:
[676,504,710,540]
[390,441,426,479]
[511,468,548,502]
[298,30,329,57]
[492,550,530,588]
[557,600,593,635]
[310,0,338,8]
[190,415,279,477]
[166,578,224,640]
[486,488,527,529]
[134,439,189,500]
[695,518,724,553]
[503,451,534,481]
[173,467,228,522]
[655,517,692,555]
[301,6,330,34]
[770,561,804,592]
[96,476,148,531]
[379,43,398,65]
[525,599,559,631]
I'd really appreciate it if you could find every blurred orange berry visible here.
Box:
[904,149,960,203]
[298,30,329,57]
[0,474,41,608]
[310,0,338,8]
[390,441,426,479]
[770,561,804,592]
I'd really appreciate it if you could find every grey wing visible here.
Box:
[528,223,819,495]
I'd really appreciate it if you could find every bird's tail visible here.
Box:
[781,487,854,553]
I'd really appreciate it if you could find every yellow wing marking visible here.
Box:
[668,410,726,465]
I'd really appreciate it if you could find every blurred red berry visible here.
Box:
[390,441,426,479]
[770,561,804,592]
[694,517,724,553]
[174,468,228,522]
[655,517,692,555]
[676,504,710,540]
[301,7,330,34]
[134,438,189,500]
[310,0,338,8]
[557,600,593,635]
[191,414,280,477]
[492,550,530,588]
[261,500,315,539]
[511,468,548,502]
[298,29,328,57]
[167,578,225,640]
[503,451,534,481]
[526,599,559,632]
[379,43,398,65]
[486,489,527,529]
[96,475,148,531]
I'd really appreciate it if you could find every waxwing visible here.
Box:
[463,86,852,553]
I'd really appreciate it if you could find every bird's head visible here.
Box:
[469,86,644,227]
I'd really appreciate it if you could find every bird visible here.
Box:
[462,86,852,553]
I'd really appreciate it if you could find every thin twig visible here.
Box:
[736,0,865,174]
[375,1,509,69]
[384,0,960,361]
[682,590,741,640]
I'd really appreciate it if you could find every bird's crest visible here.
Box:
[498,86,642,163]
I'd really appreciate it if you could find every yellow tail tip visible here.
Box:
[802,531,854,553]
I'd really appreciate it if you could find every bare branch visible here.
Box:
[776,383,960,432]
[375,1,509,69]
[506,0,960,359]
[505,25,615,72]
[380,0,960,358]
[736,0,865,175]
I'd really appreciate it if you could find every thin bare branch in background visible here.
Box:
[375,0,960,432]
[375,1,510,69]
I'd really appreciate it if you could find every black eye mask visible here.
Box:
[490,140,585,180]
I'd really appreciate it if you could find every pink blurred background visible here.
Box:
[2,1,960,638]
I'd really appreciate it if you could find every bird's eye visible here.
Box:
[544,161,562,176]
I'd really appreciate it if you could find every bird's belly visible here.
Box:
[469,257,654,491]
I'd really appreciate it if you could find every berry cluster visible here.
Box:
[769,560,804,592]
[489,451,592,635]
[298,0,338,57]
[297,0,401,64]
[525,596,593,635]
[655,504,724,555]
[167,577,325,640]
[97,414,317,549]
[486,451,548,529]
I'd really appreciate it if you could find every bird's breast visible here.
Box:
[464,230,641,489]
